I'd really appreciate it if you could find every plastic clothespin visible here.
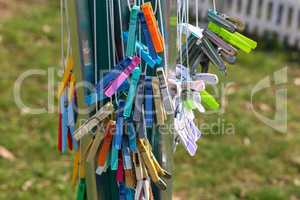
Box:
[141,2,164,53]
[105,56,141,97]
[203,28,237,56]
[156,67,174,115]
[122,138,136,188]
[110,147,119,171]
[139,12,159,60]
[59,92,69,153]
[183,91,206,113]
[126,120,137,152]
[133,152,149,200]
[73,102,114,140]
[220,50,237,64]
[137,138,168,190]
[126,6,140,57]
[123,32,162,68]
[123,67,142,119]
[133,74,145,122]
[192,73,219,85]
[208,9,237,33]
[57,56,74,98]
[96,120,115,175]
[200,90,220,111]
[116,151,124,183]
[216,10,246,32]
[152,77,166,125]
[67,94,78,151]
[76,178,87,200]
[200,36,226,72]
[208,22,257,53]
[113,100,125,150]
[84,58,132,106]
[144,76,154,128]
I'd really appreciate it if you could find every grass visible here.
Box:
[0,1,299,200]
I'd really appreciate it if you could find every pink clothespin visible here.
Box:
[105,56,141,97]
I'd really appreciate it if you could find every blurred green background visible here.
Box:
[0,1,299,200]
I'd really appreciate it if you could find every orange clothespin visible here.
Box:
[96,120,115,175]
[141,2,164,53]
[57,55,74,98]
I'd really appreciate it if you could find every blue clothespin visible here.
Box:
[113,100,125,150]
[127,120,137,152]
[84,58,132,105]
[67,96,78,151]
[60,92,68,153]
[122,138,133,171]
[126,6,140,57]
[139,12,158,60]
[133,74,145,122]
[123,32,162,68]
[144,76,153,128]
[123,67,141,119]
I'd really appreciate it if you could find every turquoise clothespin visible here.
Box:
[123,67,141,118]
[126,6,140,57]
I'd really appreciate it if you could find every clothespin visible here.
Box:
[122,138,136,188]
[210,9,246,32]
[182,91,205,113]
[110,148,119,171]
[174,101,198,156]
[137,107,147,139]
[71,149,80,187]
[208,22,257,53]
[123,67,142,119]
[105,56,141,97]
[126,119,137,152]
[208,9,237,33]
[145,76,154,128]
[192,73,219,85]
[96,120,115,175]
[199,36,226,72]
[126,6,140,57]
[57,56,74,98]
[156,67,174,114]
[200,90,220,111]
[113,100,125,150]
[137,138,169,190]
[133,152,150,200]
[84,58,131,106]
[152,77,166,125]
[73,102,114,140]
[123,32,162,68]
[139,12,159,60]
[116,151,124,183]
[141,2,164,53]
[76,178,87,200]
[203,28,237,56]
[59,91,69,153]
[133,74,145,122]
[220,50,237,64]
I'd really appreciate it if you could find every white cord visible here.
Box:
[213,0,216,12]
[93,0,98,110]
[127,0,137,11]
[60,0,65,73]
[158,0,168,68]
[196,0,199,27]
[118,0,125,57]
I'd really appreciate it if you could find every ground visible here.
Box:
[0,1,299,200]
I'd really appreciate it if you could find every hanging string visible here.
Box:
[127,0,137,11]
[213,0,216,12]
[185,0,190,71]
[158,0,168,69]
[196,0,199,27]
[93,0,99,110]
[118,0,125,57]
[60,0,65,74]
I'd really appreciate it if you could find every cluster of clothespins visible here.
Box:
[58,2,174,199]
[170,7,257,155]
[57,0,258,199]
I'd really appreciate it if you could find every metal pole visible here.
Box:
[68,0,173,199]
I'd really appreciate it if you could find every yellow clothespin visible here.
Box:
[57,55,74,98]
[68,74,76,102]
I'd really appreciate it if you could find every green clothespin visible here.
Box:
[126,6,140,57]
[76,178,87,200]
[208,22,257,53]
[183,99,196,110]
[200,90,219,111]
